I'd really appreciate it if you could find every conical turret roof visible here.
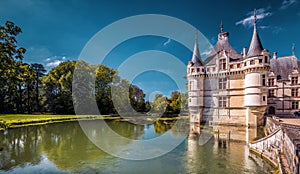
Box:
[247,9,263,57]
[191,33,203,66]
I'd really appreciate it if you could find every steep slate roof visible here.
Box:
[204,32,242,66]
[281,124,300,147]
[270,56,299,80]
[191,34,203,66]
[247,9,264,58]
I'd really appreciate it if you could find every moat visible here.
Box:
[0,120,274,173]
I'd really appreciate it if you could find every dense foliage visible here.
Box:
[152,91,188,117]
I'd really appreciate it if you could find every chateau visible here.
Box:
[187,10,299,127]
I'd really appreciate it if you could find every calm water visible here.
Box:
[0,120,273,174]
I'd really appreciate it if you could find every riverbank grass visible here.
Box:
[0,114,117,130]
[0,114,189,130]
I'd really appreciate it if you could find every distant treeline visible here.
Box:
[0,21,187,115]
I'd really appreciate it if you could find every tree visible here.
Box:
[31,63,46,112]
[23,63,36,113]
[0,21,26,113]
[152,94,168,113]
[41,61,75,114]
[151,91,187,117]
[95,64,118,115]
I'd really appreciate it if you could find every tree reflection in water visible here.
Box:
[0,120,273,173]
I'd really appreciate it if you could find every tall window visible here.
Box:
[292,77,298,85]
[269,89,275,97]
[268,78,275,86]
[265,56,268,63]
[189,81,192,91]
[218,96,227,108]
[292,88,298,97]
[262,75,266,86]
[219,78,227,90]
[220,59,226,70]
[250,60,255,65]
[292,101,299,109]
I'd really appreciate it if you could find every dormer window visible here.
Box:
[264,56,268,63]
[268,78,275,86]
[292,77,298,85]
[219,59,226,70]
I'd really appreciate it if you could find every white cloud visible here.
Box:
[235,8,272,28]
[200,45,213,58]
[163,38,171,46]
[46,60,62,67]
[201,50,211,57]
[259,25,271,29]
[44,55,68,68]
[280,0,298,10]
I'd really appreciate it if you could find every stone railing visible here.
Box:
[249,128,283,169]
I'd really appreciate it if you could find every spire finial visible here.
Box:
[292,43,295,56]
[191,30,203,66]
[220,20,223,33]
[254,8,257,28]
[247,8,263,57]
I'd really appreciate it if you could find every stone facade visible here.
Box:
[187,11,299,126]
[267,55,300,116]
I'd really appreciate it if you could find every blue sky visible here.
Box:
[1,0,300,99]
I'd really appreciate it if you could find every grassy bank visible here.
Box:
[0,114,189,130]
[0,114,120,130]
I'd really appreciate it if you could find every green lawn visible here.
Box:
[0,114,117,130]
[0,114,188,130]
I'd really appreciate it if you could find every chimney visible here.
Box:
[273,52,277,59]
[243,47,247,58]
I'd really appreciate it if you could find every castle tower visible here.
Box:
[244,9,270,126]
[187,33,205,123]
